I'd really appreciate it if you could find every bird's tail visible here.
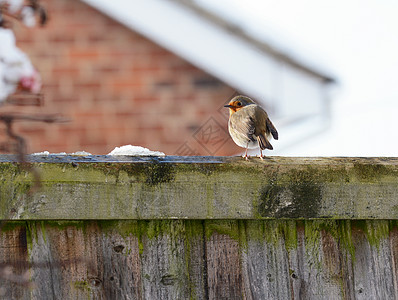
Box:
[257,134,273,150]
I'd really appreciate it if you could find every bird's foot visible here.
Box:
[257,155,264,161]
[242,154,250,161]
[258,149,264,160]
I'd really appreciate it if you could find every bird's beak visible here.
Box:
[224,104,234,108]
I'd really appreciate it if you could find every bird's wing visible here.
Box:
[266,118,278,140]
[251,105,276,149]
[230,109,256,141]
[257,135,273,150]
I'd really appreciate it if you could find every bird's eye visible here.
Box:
[237,102,242,106]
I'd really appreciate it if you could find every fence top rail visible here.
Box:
[0,155,397,220]
[1,154,398,164]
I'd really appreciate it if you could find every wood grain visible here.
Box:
[205,221,244,299]
[1,156,398,220]
[0,219,397,299]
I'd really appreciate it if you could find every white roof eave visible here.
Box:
[82,0,305,101]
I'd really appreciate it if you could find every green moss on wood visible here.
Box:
[0,220,26,232]
[261,220,298,252]
[302,220,356,262]
[1,218,395,277]
[337,220,356,260]
[73,280,91,292]
[205,220,241,241]
[0,163,33,219]
[0,158,397,220]
[352,163,395,181]
[45,220,89,231]
[138,163,176,186]
[25,221,34,252]
[318,220,356,260]
[99,220,144,238]
[111,161,176,186]
[389,220,398,231]
[256,167,323,218]
[303,220,324,271]
[353,220,390,250]
[282,220,298,251]
[44,220,394,254]
[184,220,205,300]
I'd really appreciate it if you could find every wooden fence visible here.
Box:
[0,155,397,299]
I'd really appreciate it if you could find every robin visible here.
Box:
[224,95,278,160]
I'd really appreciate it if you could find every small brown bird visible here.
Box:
[224,95,278,159]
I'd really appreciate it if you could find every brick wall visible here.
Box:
[6,0,242,155]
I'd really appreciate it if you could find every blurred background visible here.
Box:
[8,0,398,156]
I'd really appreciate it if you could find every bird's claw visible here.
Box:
[242,155,249,161]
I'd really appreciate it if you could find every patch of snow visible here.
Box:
[31,151,50,156]
[31,151,93,156]
[32,151,67,156]
[70,151,93,156]
[108,145,165,156]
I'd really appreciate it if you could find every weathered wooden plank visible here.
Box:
[332,221,356,300]
[242,220,293,300]
[0,223,30,300]
[1,219,398,299]
[205,220,245,299]
[0,156,397,220]
[351,221,396,299]
[95,222,143,300]
[288,222,342,299]
[19,220,207,300]
[389,225,398,298]
[184,220,207,300]
[28,221,143,300]
[243,220,357,299]
[28,222,64,300]
[139,220,191,299]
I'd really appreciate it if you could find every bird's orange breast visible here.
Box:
[228,106,244,116]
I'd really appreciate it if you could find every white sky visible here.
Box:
[198,0,398,156]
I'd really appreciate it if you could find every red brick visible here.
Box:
[69,48,100,60]
[52,66,80,76]
[7,0,236,155]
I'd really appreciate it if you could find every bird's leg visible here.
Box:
[242,143,249,160]
[258,149,264,160]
